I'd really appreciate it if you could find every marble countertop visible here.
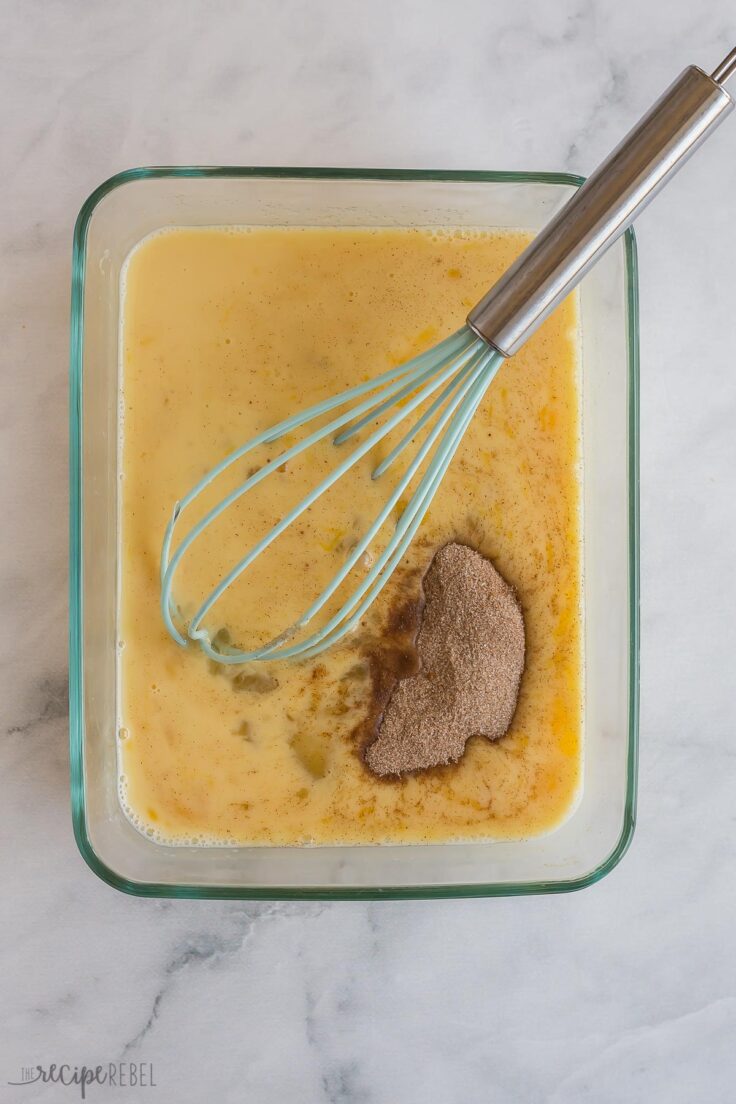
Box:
[2,1,735,1100]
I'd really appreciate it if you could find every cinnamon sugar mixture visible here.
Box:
[366,543,525,776]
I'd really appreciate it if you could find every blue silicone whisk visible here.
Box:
[161,50,735,664]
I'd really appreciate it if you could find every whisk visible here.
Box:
[161,50,735,664]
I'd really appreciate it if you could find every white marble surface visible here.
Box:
[2,1,735,1100]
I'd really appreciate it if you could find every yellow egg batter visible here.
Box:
[119,226,582,844]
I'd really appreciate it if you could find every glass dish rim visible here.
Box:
[69,165,639,900]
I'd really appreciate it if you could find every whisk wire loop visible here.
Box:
[183,337,484,644]
[161,327,475,645]
[161,328,500,661]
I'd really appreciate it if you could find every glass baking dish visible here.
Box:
[69,167,639,899]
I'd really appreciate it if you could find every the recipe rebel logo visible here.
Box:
[8,1062,156,1098]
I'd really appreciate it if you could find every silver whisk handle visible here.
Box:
[468,51,736,358]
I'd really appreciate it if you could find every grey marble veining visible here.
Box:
[1,1,735,1101]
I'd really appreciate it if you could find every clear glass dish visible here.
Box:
[70,168,639,899]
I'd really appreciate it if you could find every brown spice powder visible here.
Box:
[364,542,525,776]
